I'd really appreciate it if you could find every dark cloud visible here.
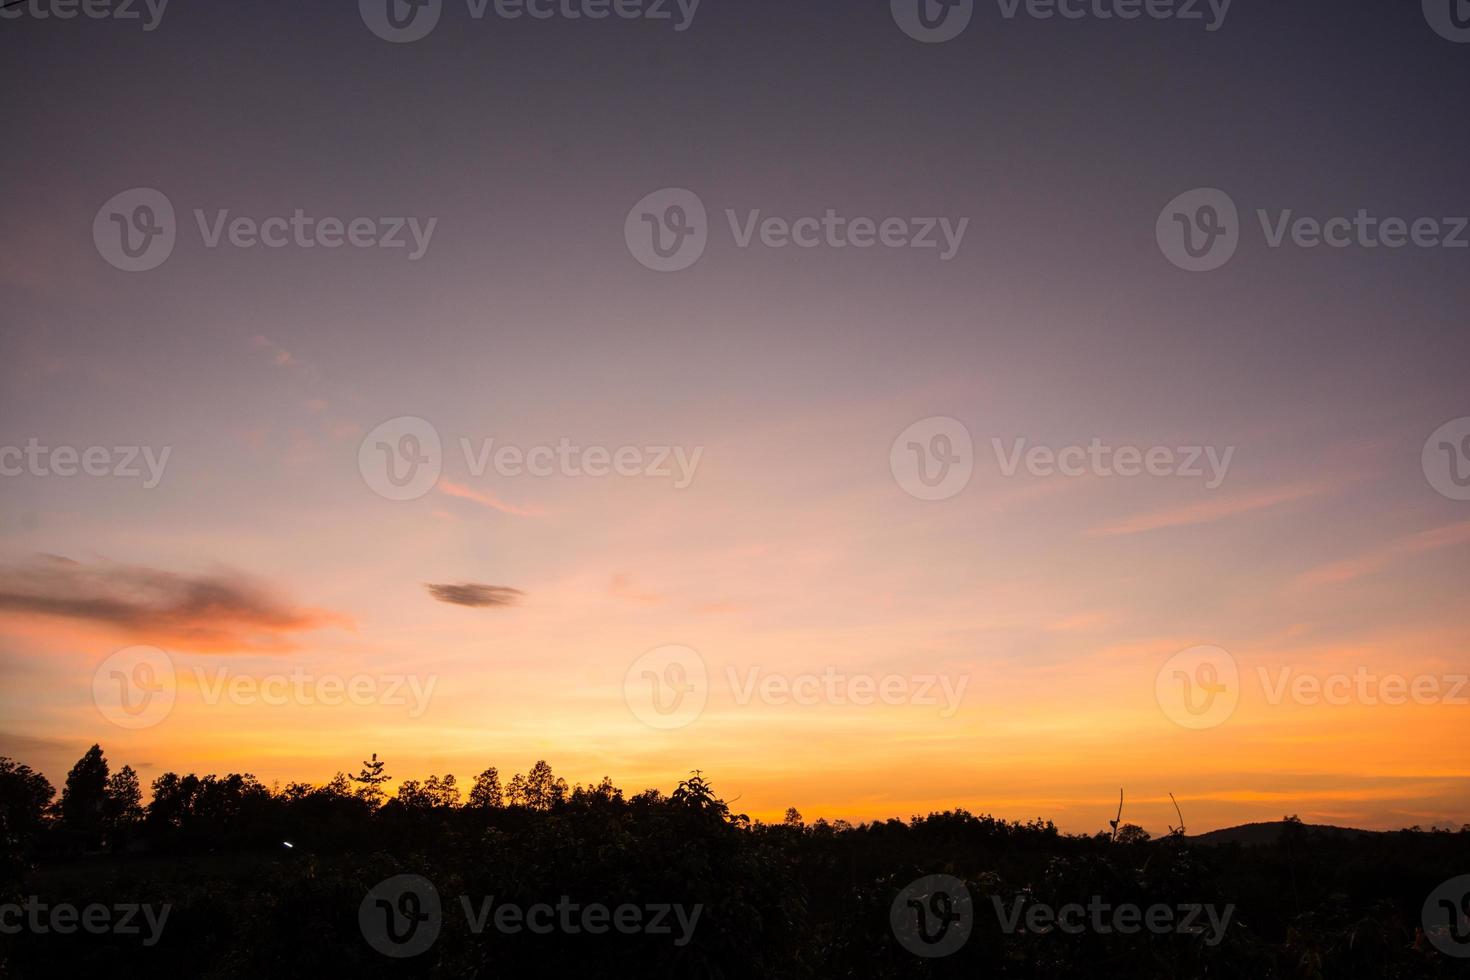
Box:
[425,583,524,609]
[0,732,77,760]
[0,555,348,652]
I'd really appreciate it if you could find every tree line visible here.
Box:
[5,744,1470,977]
[2,744,738,859]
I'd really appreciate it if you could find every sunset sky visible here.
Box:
[2,0,1468,834]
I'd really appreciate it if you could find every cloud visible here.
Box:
[425,583,524,608]
[1297,519,1470,587]
[436,479,544,517]
[0,555,349,652]
[326,420,360,441]
[251,335,315,379]
[1086,482,1331,537]
[608,573,663,605]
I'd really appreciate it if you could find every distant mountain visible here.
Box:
[1187,821,1387,846]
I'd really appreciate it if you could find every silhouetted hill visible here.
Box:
[1188,820,1387,846]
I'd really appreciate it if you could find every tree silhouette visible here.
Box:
[1114,822,1152,845]
[570,775,621,806]
[0,757,54,840]
[351,753,389,806]
[670,771,744,825]
[0,756,54,882]
[395,774,460,810]
[467,766,503,809]
[104,765,144,850]
[521,759,568,810]
[427,773,459,807]
[57,744,110,849]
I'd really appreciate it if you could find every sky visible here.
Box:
[1,0,1469,834]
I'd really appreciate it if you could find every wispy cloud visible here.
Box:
[608,573,663,605]
[436,479,543,517]
[0,555,349,652]
[1087,482,1331,537]
[251,335,313,378]
[425,583,524,608]
[1297,520,1470,587]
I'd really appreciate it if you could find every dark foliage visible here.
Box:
[1,749,1467,978]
